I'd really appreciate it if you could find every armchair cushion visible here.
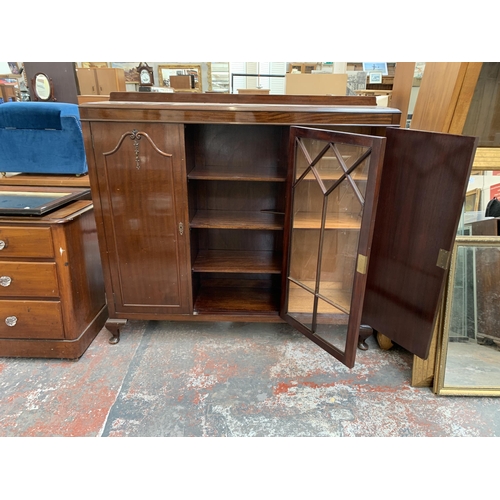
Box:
[0,102,88,175]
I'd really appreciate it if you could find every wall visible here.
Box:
[23,62,79,104]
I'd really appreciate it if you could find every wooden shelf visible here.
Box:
[297,157,369,182]
[193,250,282,274]
[191,210,284,230]
[188,165,287,182]
[293,212,361,229]
[298,170,368,182]
[194,286,280,315]
[288,281,352,315]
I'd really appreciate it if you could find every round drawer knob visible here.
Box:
[0,240,5,250]
[0,276,12,287]
[5,316,17,327]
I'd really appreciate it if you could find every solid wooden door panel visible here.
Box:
[89,122,191,315]
[362,128,478,359]
[76,68,98,95]
[95,69,118,95]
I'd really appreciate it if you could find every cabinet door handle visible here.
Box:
[0,240,5,250]
[92,85,95,92]
[0,276,12,287]
[5,316,17,327]
[179,222,184,236]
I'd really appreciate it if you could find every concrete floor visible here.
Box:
[1,320,500,437]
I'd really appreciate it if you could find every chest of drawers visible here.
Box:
[0,200,107,358]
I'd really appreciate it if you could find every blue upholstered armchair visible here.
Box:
[0,102,88,175]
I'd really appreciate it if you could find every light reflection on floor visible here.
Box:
[444,340,500,387]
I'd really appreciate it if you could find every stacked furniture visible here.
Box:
[0,101,106,359]
[75,67,126,104]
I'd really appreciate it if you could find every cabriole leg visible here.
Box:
[105,319,127,344]
[358,324,373,350]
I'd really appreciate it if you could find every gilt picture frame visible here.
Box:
[81,62,109,69]
[158,64,202,92]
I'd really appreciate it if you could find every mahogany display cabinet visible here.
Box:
[80,93,477,368]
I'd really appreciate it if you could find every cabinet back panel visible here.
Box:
[195,228,282,252]
[194,273,281,315]
[187,124,288,171]
[194,180,285,212]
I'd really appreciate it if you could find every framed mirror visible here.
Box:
[31,72,55,101]
[209,62,229,93]
[158,64,202,92]
[434,236,500,396]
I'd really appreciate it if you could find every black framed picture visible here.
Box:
[0,186,90,216]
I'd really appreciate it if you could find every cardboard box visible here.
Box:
[285,73,347,95]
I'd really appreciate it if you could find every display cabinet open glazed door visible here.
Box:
[281,127,386,368]
[281,126,478,369]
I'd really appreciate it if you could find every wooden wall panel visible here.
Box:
[390,62,416,128]
[410,62,482,133]
[23,62,79,104]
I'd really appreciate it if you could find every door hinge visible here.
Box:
[357,254,368,275]
[436,249,450,270]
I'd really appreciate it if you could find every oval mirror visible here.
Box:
[33,72,53,101]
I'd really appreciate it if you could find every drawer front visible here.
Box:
[0,262,59,297]
[0,227,54,258]
[0,300,64,339]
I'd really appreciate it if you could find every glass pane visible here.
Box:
[287,281,314,331]
[319,230,358,309]
[325,177,363,226]
[344,152,370,193]
[289,176,323,286]
[314,297,350,353]
[332,142,370,170]
[443,245,500,389]
[289,228,320,286]
[292,171,325,227]
[295,138,332,182]
[319,177,363,305]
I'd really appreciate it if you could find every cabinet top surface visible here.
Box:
[80,93,401,125]
[79,98,401,126]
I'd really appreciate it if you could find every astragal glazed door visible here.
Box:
[281,126,386,368]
